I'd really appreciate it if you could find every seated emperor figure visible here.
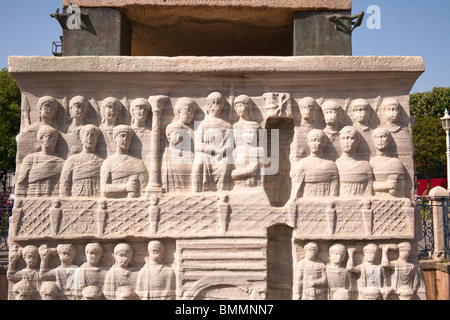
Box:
[100,125,148,198]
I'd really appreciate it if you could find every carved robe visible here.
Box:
[103,266,133,300]
[336,156,374,197]
[136,262,175,300]
[59,152,103,197]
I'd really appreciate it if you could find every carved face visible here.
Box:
[352,104,369,123]
[85,246,102,266]
[339,130,358,154]
[385,104,400,123]
[58,247,75,265]
[23,252,39,269]
[324,109,339,125]
[40,100,58,120]
[178,104,195,124]
[304,244,317,260]
[104,103,119,122]
[115,131,132,152]
[81,129,99,150]
[40,132,58,151]
[70,101,88,120]
[299,101,316,120]
[372,130,390,151]
[329,249,345,265]
[307,132,326,154]
[115,249,132,268]
[363,249,377,263]
[398,247,410,261]
[14,287,34,300]
[148,242,165,264]
[235,102,249,118]
[132,104,149,124]
[207,95,224,116]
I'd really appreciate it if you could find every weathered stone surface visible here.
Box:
[8,55,427,300]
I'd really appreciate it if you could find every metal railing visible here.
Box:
[416,196,450,260]
[0,199,12,254]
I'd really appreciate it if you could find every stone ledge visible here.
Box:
[8,56,425,74]
[62,0,351,10]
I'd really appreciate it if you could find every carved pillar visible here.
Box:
[147,95,169,193]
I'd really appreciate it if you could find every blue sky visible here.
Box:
[0,0,449,94]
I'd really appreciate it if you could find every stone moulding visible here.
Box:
[7,56,427,300]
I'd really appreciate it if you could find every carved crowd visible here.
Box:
[14,92,413,201]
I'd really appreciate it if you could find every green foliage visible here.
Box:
[410,87,450,118]
[0,68,21,171]
[412,117,446,178]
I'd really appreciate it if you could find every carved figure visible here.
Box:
[129,98,153,170]
[60,124,104,197]
[326,243,352,300]
[347,99,375,159]
[293,242,327,300]
[162,97,197,192]
[100,125,148,198]
[16,125,65,197]
[290,97,321,162]
[336,126,374,197]
[370,128,406,198]
[82,285,103,300]
[8,245,41,292]
[379,98,414,165]
[262,92,292,119]
[74,243,104,298]
[387,242,422,300]
[192,92,233,192]
[321,100,344,160]
[65,95,89,156]
[289,129,339,201]
[98,97,122,157]
[351,243,388,300]
[103,243,134,300]
[39,244,78,300]
[25,96,59,132]
[116,285,137,300]
[136,240,176,300]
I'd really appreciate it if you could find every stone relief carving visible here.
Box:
[9,89,423,299]
[192,92,234,192]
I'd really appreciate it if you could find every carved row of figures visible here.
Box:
[15,92,412,200]
[8,240,423,300]
[294,241,423,300]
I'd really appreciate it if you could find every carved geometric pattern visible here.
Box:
[104,200,149,237]
[371,199,412,236]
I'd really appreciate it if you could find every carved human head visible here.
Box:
[363,243,378,263]
[329,243,346,265]
[304,242,319,260]
[339,126,360,155]
[56,244,77,265]
[113,243,133,268]
[101,97,121,123]
[372,127,392,151]
[397,242,411,260]
[174,97,197,124]
[13,280,35,300]
[37,96,58,122]
[21,245,39,269]
[206,92,225,116]
[116,286,135,300]
[130,98,151,126]
[37,125,59,151]
[298,97,318,121]
[349,99,371,124]
[380,97,401,124]
[40,281,60,300]
[85,242,103,267]
[234,95,252,119]
[82,285,102,300]
[80,124,100,151]
[321,100,343,126]
[306,129,327,155]
[69,96,89,121]
[148,240,165,264]
[113,125,134,152]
